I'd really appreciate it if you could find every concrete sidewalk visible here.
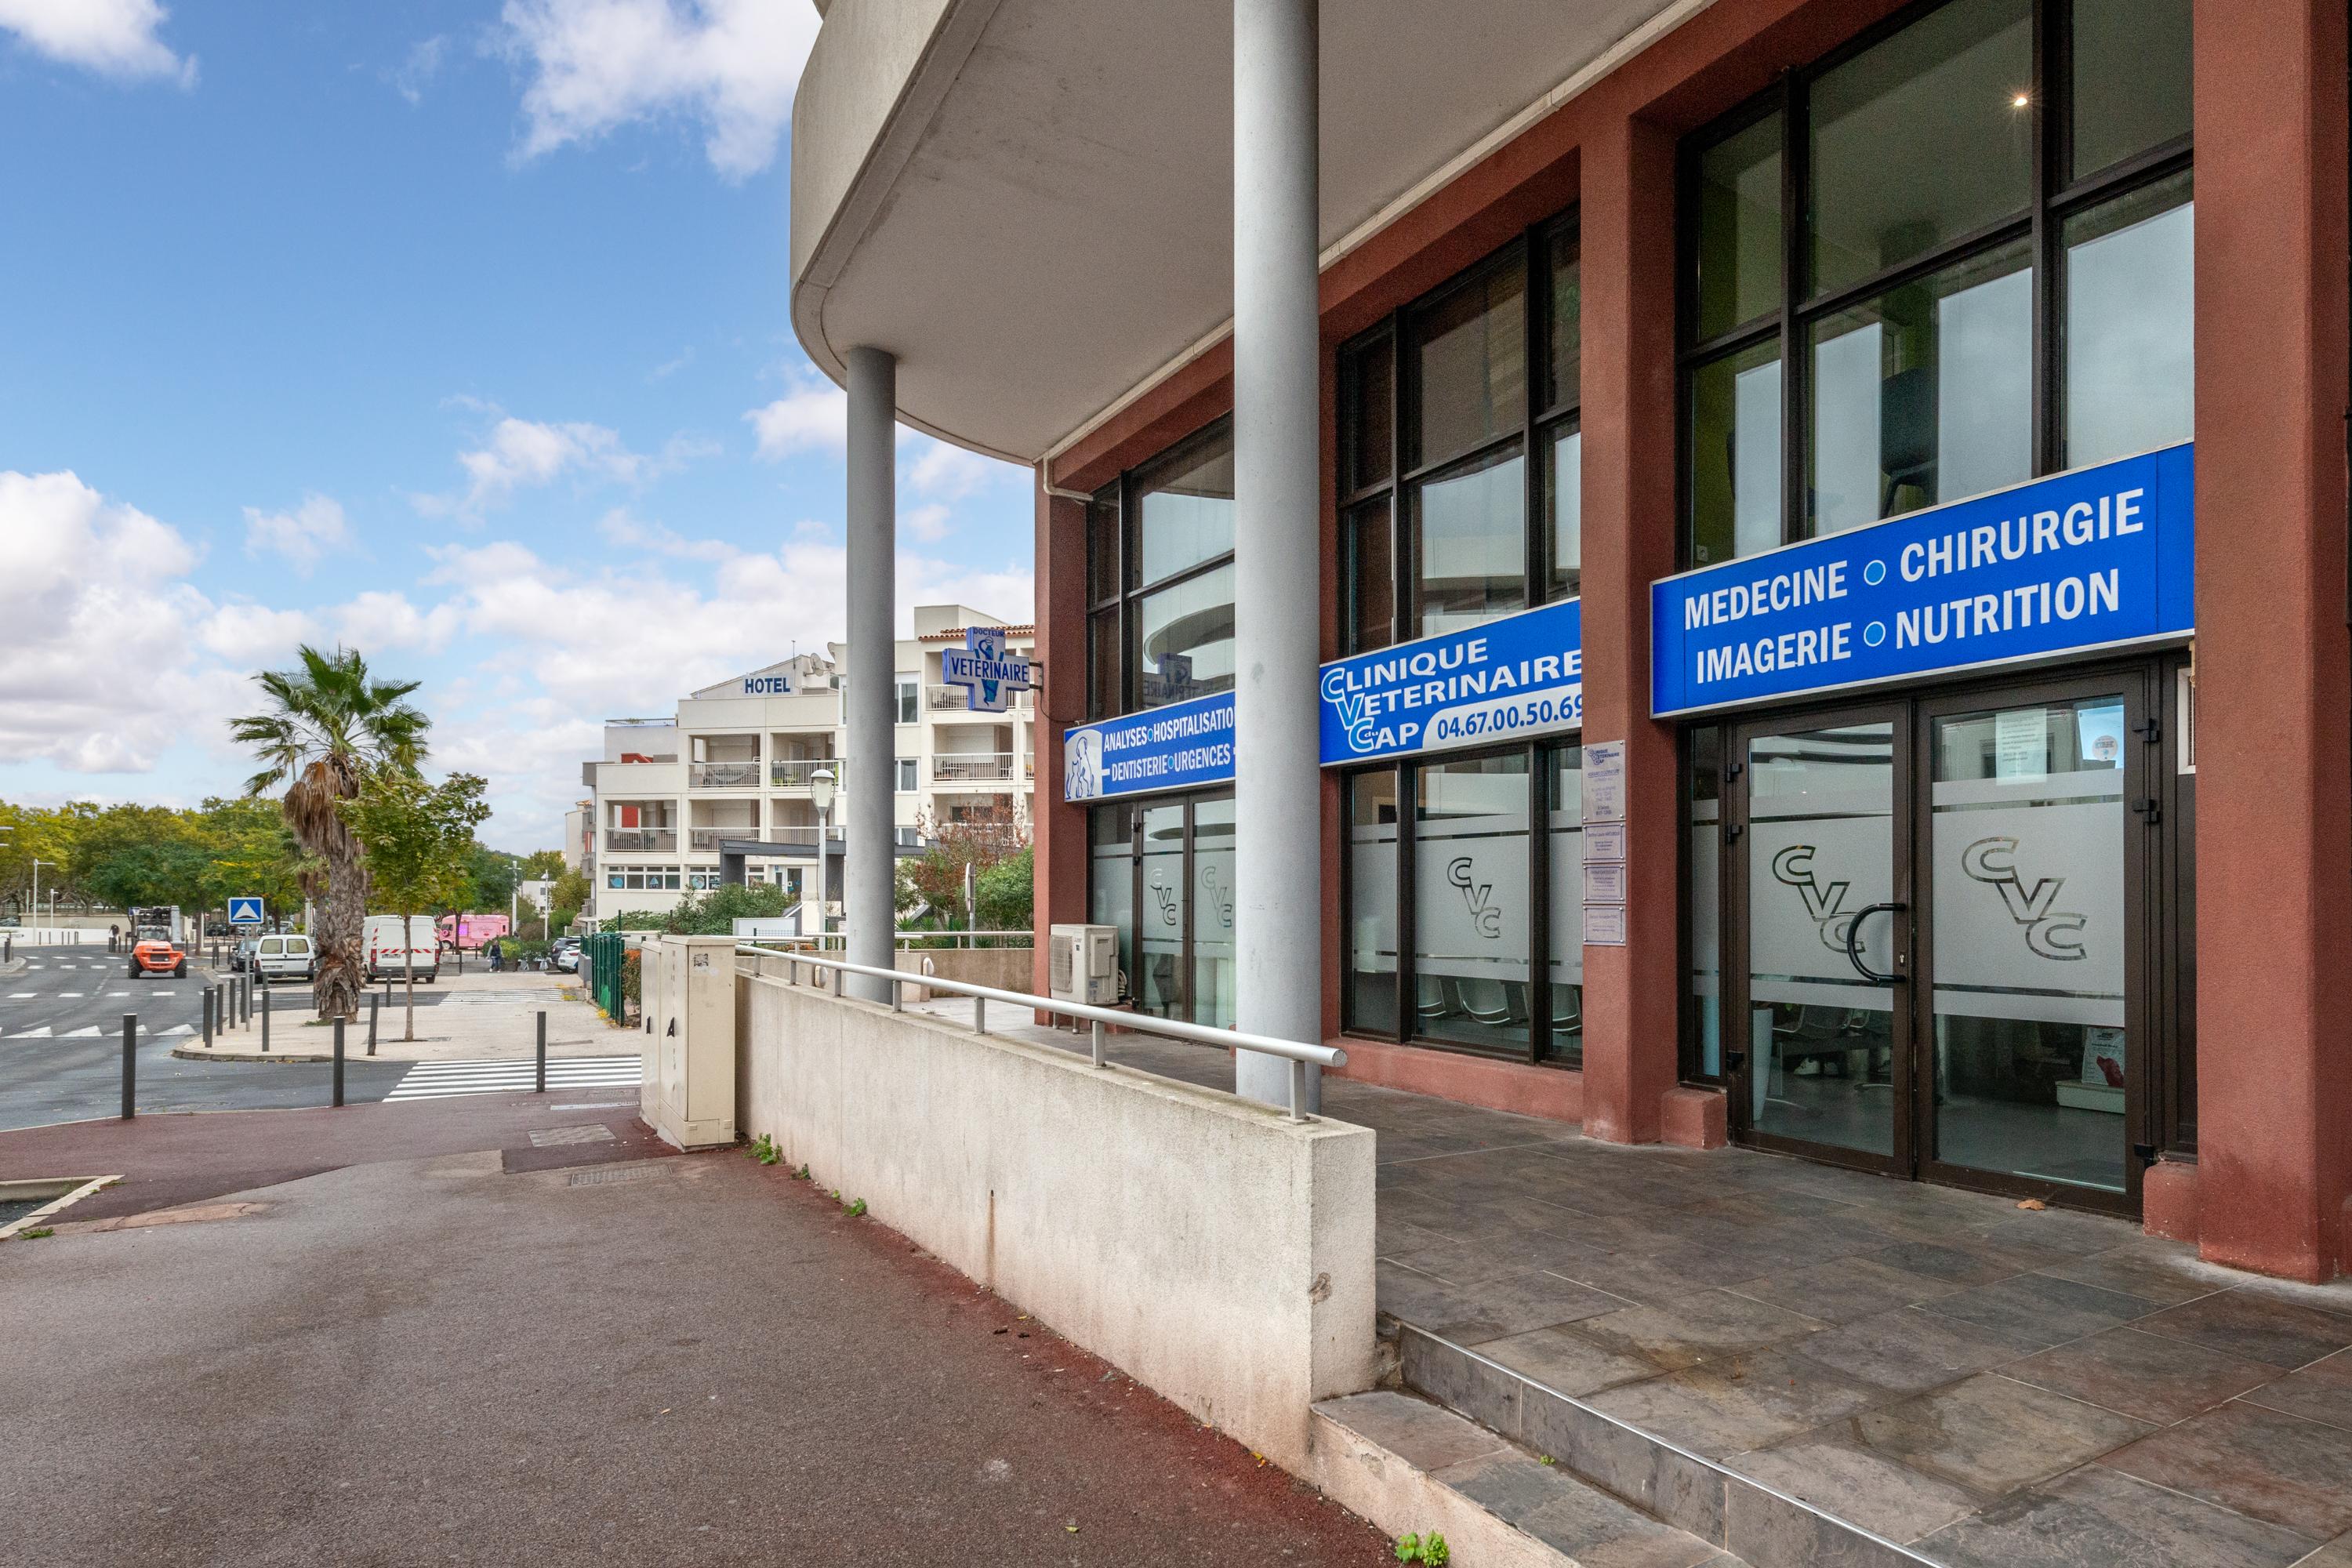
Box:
[0,1109,1397,1567]
[180,968,629,1063]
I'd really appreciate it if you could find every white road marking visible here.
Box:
[13,1026,50,1038]
[7,993,31,999]
[383,1055,643,1102]
[61,1026,99,1037]
[56,992,84,998]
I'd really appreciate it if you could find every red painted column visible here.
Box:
[1031,470,1090,1008]
[2191,0,2352,1280]
[1575,111,1685,1145]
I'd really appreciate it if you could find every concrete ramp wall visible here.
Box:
[736,971,1377,1470]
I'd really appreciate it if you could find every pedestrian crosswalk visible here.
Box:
[383,1054,643,1102]
[0,1022,194,1039]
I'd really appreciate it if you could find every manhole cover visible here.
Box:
[567,1163,661,1187]
[529,1125,615,1148]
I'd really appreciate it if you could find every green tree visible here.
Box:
[548,867,592,934]
[466,844,518,916]
[194,796,307,920]
[338,769,489,1041]
[519,849,568,880]
[71,805,211,913]
[654,882,791,936]
[230,645,430,1021]
[895,804,1029,929]
[975,847,1033,931]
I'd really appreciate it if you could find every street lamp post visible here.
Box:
[809,768,837,935]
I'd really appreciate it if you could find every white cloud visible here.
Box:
[421,415,657,520]
[335,590,461,654]
[495,0,818,180]
[745,383,846,459]
[0,0,194,85]
[908,437,1000,500]
[905,503,952,544]
[387,35,447,105]
[597,507,736,562]
[197,604,321,664]
[242,493,353,575]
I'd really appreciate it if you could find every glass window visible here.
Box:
[1688,339,1783,564]
[1137,562,1234,706]
[1345,771,1400,1036]
[2065,173,2194,467]
[1694,111,1783,340]
[1414,753,1531,1053]
[1345,499,1394,654]
[1545,238,1581,412]
[1087,608,1122,720]
[1087,489,1120,605]
[1134,425,1234,587]
[1344,336,1394,493]
[1138,802,1185,1018]
[895,679,918,725]
[1411,447,1526,636]
[1806,238,2032,534]
[2072,0,2191,180]
[1542,426,1581,600]
[1089,804,1134,1000]
[1808,0,2033,297]
[895,758,916,793]
[1545,744,1584,1066]
[1685,726,1722,1079]
[1191,796,1236,1029]
[1410,256,1526,468]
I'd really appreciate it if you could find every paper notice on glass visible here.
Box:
[1582,822,1626,862]
[1583,740,1626,822]
[1994,709,2049,782]
[1583,902,1628,946]
[1582,860,1628,904]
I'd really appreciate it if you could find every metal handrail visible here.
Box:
[780,930,1035,949]
[735,943,1345,1122]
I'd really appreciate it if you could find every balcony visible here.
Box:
[933,752,1016,783]
[689,760,762,789]
[770,759,844,789]
[688,826,757,852]
[927,684,1033,714]
[606,829,677,852]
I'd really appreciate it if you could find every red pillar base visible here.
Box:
[1660,1087,1726,1151]
[2143,1159,2201,1245]
[1325,1039,1584,1126]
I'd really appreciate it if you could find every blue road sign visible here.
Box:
[228,896,265,925]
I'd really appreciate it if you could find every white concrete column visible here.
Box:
[1232,0,1321,1111]
[844,346,898,1002]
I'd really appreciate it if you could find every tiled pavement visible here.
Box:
[904,999,2352,1567]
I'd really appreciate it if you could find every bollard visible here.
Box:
[260,984,270,1052]
[535,1011,546,1093]
[240,976,250,1026]
[201,987,214,1049]
[1091,1018,1107,1069]
[122,1014,136,1118]
[975,995,987,1036]
[368,992,379,1056]
[214,982,226,1037]
[332,1016,346,1108]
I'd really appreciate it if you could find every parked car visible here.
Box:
[0,915,19,927]
[253,934,316,983]
[551,938,583,974]
[365,915,439,984]
[232,937,260,972]
[203,918,231,938]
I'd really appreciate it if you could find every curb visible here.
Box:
[169,1046,343,1064]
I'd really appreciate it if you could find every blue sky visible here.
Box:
[0,0,1035,851]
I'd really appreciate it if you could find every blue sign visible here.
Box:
[942,626,1033,713]
[227,896,265,925]
[1319,599,1584,766]
[1062,691,1235,802]
[1652,445,2194,718]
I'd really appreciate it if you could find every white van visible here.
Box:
[365,915,440,983]
[254,934,316,984]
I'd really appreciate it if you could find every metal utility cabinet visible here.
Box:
[643,935,738,1150]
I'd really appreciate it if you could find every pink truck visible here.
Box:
[436,913,511,951]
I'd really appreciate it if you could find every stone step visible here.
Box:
[1312,1388,1740,1568]
[1399,1324,1937,1568]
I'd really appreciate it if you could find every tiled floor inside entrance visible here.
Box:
[906,999,2352,1566]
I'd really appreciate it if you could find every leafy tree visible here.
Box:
[549,867,592,935]
[466,844,518,916]
[975,847,1033,931]
[895,804,1029,928]
[652,882,791,936]
[519,849,568,880]
[338,769,488,1041]
[230,645,430,1021]
[71,806,211,913]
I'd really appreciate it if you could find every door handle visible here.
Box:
[1844,902,1907,985]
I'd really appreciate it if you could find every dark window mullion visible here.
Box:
[1523,227,1548,613]
[1396,761,1418,1044]
[1527,742,1551,1065]
[1791,212,2038,325]
[1131,550,1238,602]
[1780,69,1806,545]
[2047,140,2193,212]
[2031,0,2057,475]
[1399,426,1525,489]
[1389,308,1408,645]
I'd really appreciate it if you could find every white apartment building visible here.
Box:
[580,604,1036,924]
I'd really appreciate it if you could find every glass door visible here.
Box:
[1726,707,1911,1174]
[1916,681,2138,1207]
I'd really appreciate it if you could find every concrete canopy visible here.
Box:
[790,0,1700,467]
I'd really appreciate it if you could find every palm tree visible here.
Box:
[230,646,430,1021]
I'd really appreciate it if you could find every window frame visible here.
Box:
[1675,0,2195,569]
[1083,416,1236,718]
[1339,210,1583,654]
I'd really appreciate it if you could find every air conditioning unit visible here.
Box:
[1048,924,1120,1007]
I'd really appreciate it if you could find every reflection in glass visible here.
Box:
[1412,447,1526,636]
[1138,803,1185,1019]
[1929,698,2126,1192]
[1689,340,1782,564]
[1135,426,1234,586]
[1087,492,1120,605]
[1087,608,1121,720]
[1410,257,1526,468]
[1547,745,1584,1066]
[1809,0,2031,297]
[1414,754,1530,1054]
[1137,563,1234,707]
[1543,426,1581,601]
[1745,723,1896,1157]
[1346,499,1394,654]
[2066,176,2194,468]
[1345,771,1400,1035]
[1547,238,1581,412]
[1191,797,1236,1029]
[1089,804,1134,998]
[2072,0,2191,180]
[1808,241,2031,535]
[1686,726,1722,1077]
[1345,335,1395,492]
[1694,111,1783,340]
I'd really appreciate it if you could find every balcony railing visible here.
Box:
[925,684,968,710]
[689,826,758,851]
[933,752,1016,782]
[689,760,761,789]
[605,829,677,852]
[770,759,844,789]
